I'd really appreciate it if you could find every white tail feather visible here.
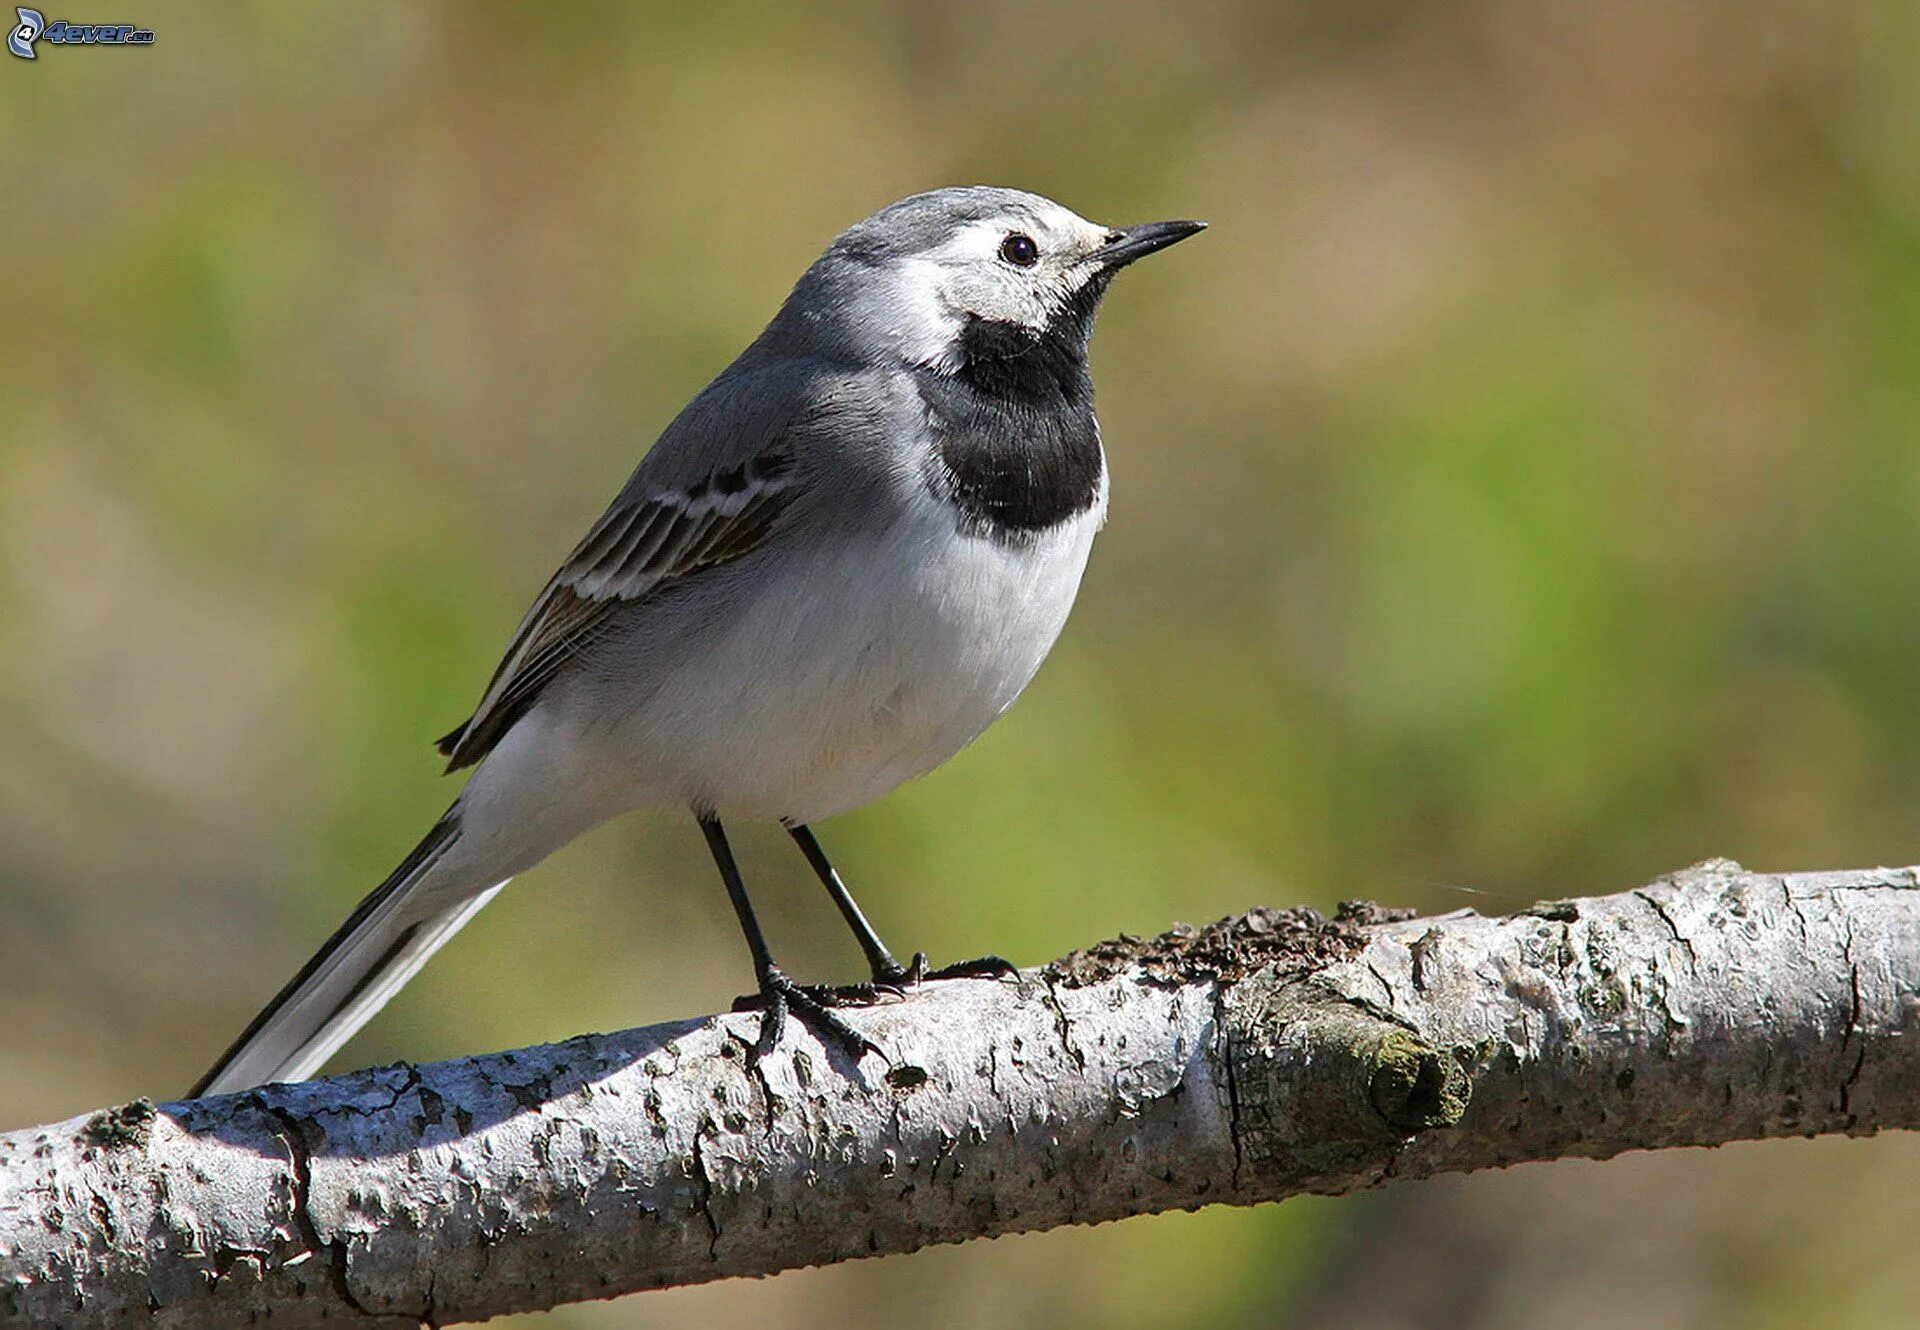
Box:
[191,816,508,1097]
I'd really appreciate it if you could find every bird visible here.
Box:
[190,186,1204,1097]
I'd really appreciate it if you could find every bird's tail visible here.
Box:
[189,809,508,1097]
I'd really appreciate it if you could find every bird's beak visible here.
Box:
[1092,219,1207,271]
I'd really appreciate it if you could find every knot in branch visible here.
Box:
[1222,976,1470,1180]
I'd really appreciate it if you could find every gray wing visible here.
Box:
[436,358,857,772]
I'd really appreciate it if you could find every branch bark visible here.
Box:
[3,859,1916,1326]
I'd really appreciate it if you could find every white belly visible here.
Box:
[593,483,1106,824]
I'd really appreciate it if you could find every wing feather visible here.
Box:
[571,502,647,575]
[436,445,801,770]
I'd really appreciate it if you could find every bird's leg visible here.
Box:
[698,815,876,1061]
[785,822,1019,994]
[784,822,924,993]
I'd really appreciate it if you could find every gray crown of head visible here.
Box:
[829,186,1066,262]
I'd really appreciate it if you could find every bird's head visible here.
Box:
[786,186,1204,378]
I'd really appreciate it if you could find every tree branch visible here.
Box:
[4,859,1917,1326]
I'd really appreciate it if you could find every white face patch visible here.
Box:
[892,201,1114,372]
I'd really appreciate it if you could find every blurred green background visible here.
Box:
[6,3,1920,1326]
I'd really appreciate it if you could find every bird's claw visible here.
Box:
[729,952,1018,1058]
[808,978,908,1005]
[733,966,880,1061]
[864,951,1017,991]
[859,951,928,996]
[922,953,1020,981]
[854,951,1018,996]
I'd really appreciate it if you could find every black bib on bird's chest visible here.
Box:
[920,291,1106,540]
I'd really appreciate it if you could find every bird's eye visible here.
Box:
[999,232,1040,267]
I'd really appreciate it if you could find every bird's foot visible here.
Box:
[922,953,1020,981]
[732,966,880,1061]
[842,951,1018,997]
[730,953,1020,1054]
[861,951,929,995]
[787,953,926,1008]
[807,978,909,1006]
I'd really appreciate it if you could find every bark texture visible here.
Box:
[3,859,1916,1326]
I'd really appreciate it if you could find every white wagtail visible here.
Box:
[191,187,1203,1096]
